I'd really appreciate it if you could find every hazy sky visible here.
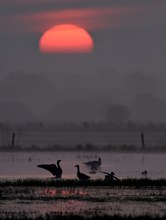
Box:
[0,0,166,75]
[0,0,166,122]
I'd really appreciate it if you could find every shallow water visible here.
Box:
[0,186,166,218]
[0,151,165,179]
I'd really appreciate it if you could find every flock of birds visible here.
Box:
[37,157,148,181]
[37,157,124,182]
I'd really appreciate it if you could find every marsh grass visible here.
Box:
[0,178,165,220]
[0,178,165,187]
[0,181,165,203]
[0,213,166,220]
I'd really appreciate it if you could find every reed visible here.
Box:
[0,178,166,187]
[0,213,166,220]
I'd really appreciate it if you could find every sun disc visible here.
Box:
[39,24,94,54]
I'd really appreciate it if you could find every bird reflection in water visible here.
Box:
[83,157,101,174]
[89,164,101,174]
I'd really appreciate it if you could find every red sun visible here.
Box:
[39,24,94,54]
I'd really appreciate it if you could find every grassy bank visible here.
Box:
[0,213,166,220]
[0,178,166,187]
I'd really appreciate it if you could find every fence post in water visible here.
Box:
[141,132,145,150]
[11,132,16,148]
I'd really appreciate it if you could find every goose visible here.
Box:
[141,170,148,177]
[83,157,101,168]
[101,171,121,182]
[75,165,91,181]
[37,160,62,178]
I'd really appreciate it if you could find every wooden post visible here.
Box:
[141,132,145,149]
[11,132,16,148]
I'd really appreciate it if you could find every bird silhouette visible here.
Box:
[37,160,62,178]
[83,157,101,168]
[75,165,91,181]
[141,170,148,177]
[101,171,121,182]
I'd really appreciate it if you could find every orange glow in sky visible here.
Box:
[39,24,94,53]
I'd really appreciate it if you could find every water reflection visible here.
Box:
[41,188,87,197]
[1,187,166,219]
[88,165,101,174]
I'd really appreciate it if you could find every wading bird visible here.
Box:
[37,160,63,178]
[75,165,91,181]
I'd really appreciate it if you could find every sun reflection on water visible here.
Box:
[41,188,87,197]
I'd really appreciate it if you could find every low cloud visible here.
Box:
[1,1,166,34]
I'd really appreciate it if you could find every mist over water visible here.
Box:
[0,71,166,123]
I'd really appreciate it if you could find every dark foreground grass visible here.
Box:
[0,178,165,187]
[1,213,166,220]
